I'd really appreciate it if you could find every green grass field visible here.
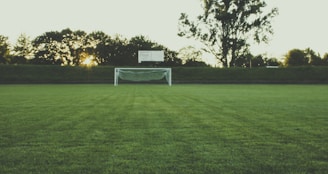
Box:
[0,84,327,173]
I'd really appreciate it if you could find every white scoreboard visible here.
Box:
[138,50,164,63]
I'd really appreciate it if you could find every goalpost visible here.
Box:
[114,68,172,86]
[114,50,172,86]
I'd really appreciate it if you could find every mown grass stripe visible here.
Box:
[0,84,327,173]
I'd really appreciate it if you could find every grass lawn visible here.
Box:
[0,84,327,173]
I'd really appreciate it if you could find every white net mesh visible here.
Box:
[118,69,167,81]
[114,68,171,85]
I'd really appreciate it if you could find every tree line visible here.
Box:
[1,30,327,67]
[0,29,187,67]
[284,48,328,67]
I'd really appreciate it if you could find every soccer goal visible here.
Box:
[114,68,172,86]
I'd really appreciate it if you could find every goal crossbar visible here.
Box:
[114,68,172,86]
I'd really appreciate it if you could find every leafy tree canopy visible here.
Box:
[178,0,278,67]
[284,48,326,67]
[284,49,308,67]
[28,29,181,66]
[0,35,10,64]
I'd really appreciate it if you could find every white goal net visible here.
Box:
[114,68,172,86]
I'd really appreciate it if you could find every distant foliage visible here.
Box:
[178,0,278,67]
[304,48,323,66]
[11,34,34,64]
[3,29,183,66]
[235,53,281,68]
[177,46,208,66]
[0,35,10,64]
[284,48,326,67]
[323,53,328,66]
[2,28,327,67]
[284,49,307,66]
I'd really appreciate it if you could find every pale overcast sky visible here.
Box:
[1,0,327,60]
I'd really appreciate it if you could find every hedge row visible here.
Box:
[1,65,328,84]
[173,67,328,84]
[0,65,113,84]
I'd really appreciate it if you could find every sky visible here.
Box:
[1,0,327,63]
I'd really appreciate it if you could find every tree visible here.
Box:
[32,31,66,65]
[61,29,90,65]
[284,49,308,67]
[323,53,328,66]
[32,28,95,65]
[106,34,130,66]
[251,55,265,67]
[0,35,10,64]
[178,46,203,64]
[177,46,208,66]
[12,34,34,64]
[304,48,322,66]
[87,31,112,65]
[184,59,209,67]
[160,48,182,66]
[178,0,278,67]
[234,53,253,67]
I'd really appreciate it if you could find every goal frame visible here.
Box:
[114,68,172,86]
